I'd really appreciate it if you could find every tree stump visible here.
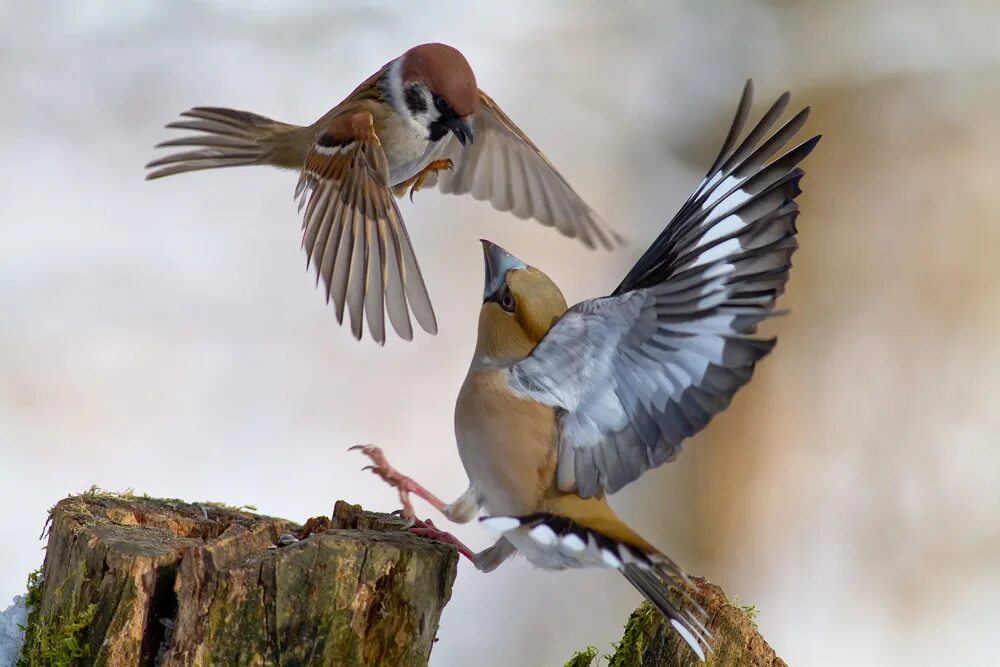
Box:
[18,493,457,667]
[568,577,786,667]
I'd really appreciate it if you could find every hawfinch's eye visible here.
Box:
[500,290,516,313]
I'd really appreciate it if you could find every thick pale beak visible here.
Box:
[481,239,526,301]
[447,117,474,146]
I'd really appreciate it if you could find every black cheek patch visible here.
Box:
[405,86,427,114]
[428,120,449,143]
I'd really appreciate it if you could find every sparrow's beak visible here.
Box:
[481,239,526,301]
[447,117,475,146]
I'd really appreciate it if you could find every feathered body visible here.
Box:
[458,258,655,567]
[448,83,819,661]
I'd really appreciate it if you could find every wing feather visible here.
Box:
[296,110,436,343]
[507,82,820,496]
[436,90,621,249]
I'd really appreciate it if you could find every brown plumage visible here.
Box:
[146,42,618,344]
[460,243,658,554]
[399,43,479,117]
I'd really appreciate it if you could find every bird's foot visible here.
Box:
[405,158,453,202]
[350,444,447,519]
[408,516,475,562]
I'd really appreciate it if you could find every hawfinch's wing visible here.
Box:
[434,90,622,250]
[296,110,436,344]
[506,81,820,498]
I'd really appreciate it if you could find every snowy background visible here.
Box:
[2,1,999,665]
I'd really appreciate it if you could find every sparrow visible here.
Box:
[353,80,819,660]
[146,42,620,344]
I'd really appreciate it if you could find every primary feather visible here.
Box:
[507,80,820,497]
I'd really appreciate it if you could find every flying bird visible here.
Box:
[146,42,619,344]
[353,80,819,660]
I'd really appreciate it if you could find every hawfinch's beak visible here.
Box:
[447,117,475,146]
[481,240,526,301]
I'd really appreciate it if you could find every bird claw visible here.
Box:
[353,445,418,519]
[408,159,453,202]
[408,517,474,561]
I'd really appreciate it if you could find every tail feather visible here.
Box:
[480,512,712,661]
[621,563,711,662]
[145,107,301,180]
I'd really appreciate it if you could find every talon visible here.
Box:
[406,518,475,561]
[407,159,454,202]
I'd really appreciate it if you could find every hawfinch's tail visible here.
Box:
[480,512,711,661]
[146,107,308,179]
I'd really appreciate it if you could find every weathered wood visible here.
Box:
[593,577,786,667]
[20,493,458,667]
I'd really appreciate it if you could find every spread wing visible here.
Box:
[296,110,437,344]
[433,90,622,250]
[506,81,820,498]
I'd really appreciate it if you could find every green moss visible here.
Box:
[564,646,599,667]
[729,593,760,629]
[21,569,42,616]
[607,602,659,667]
[17,563,97,667]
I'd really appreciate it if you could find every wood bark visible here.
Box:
[596,577,787,667]
[24,494,457,667]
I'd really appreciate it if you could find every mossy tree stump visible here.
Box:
[19,493,457,667]
[569,577,786,667]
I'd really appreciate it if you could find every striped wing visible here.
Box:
[433,89,622,250]
[507,81,820,497]
[296,111,436,344]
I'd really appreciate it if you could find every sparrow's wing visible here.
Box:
[433,89,622,249]
[296,110,436,344]
[506,81,820,497]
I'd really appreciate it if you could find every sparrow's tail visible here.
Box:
[145,107,309,180]
[480,512,712,662]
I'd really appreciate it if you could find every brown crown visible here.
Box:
[400,43,479,117]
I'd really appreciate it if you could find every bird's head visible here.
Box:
[475,240,568,363]
[391,43,477,146]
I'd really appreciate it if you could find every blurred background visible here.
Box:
[2,1,998,665]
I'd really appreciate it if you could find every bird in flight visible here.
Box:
[353,80,819,660]
[146,43,620,343]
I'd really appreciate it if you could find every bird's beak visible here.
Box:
[481,239,526,301]
[447,117,475,146]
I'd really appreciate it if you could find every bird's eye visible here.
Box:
[500,289,516,313]
[433,94,451,115]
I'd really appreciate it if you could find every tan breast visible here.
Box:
[454,368,558,516]
[372,105,437,185]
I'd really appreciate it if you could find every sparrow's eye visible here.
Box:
[433,94,452,115]
[500,289,516,313]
